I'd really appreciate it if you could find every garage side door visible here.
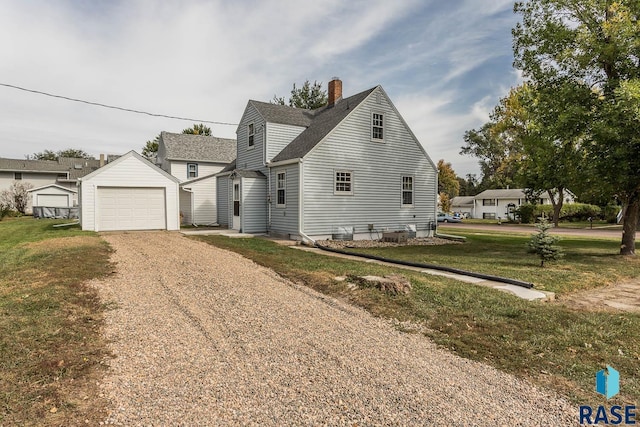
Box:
[36,194,69,207]
[98,187,166,231]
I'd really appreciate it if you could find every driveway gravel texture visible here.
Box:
[91,232,577,426]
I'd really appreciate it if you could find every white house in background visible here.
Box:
[78,151,180,231]
[28,184,76,208]
[216,78,438,240]
[459,188,576,220]
[0,156,103,213]
[156,132,236,225]
[450,196,475,218]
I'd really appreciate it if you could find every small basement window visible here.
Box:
[483,213,496,219]
[14,172,22,180]
[276,172,286,207]
[334,170,353,195]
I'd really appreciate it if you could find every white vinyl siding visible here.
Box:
[168,161,226,183]
[269,165,299,237]
[179,189,192,224]
[302,87,437,237]
[216,176,230,227]
[236,105,267,174]
[241,177,267,233]
[265,123,306,161]
[180,175,218,225]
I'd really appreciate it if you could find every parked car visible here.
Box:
[437,212,462,223]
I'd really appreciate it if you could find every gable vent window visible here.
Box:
[276,172,286,207]
[187,163,198,179]
[372,113,384,141]
[334,170,353,195]
[402,176,414,206]
[248,123,255,148]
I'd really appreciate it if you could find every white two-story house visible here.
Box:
[157,132,236,225]
[216,78,438,241]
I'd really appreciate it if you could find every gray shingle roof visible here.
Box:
[0,157,102,181]
[474,189,527,199]
[270,87,377,163]
[249,101,315,127]
[160,132,237,163]
[451,196,475,206]
[0,158,67,172]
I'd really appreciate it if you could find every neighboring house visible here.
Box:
[0,156,104,213]
[468,188,575,220]
[78,151,180,231]
[157,132,236,225]
[450,196,475,218]
[216,78,438,240]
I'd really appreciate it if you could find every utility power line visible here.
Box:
[0,82,238,126]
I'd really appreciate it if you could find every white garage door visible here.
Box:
[36,194,69,207]
[98,187,166,231]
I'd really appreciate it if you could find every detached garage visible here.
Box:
[78,151,180,231]
[28,184,76,208]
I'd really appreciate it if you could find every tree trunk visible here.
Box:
[620,198,639,256]
[548,188,564,227]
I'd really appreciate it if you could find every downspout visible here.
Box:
[264,123,271,233]
[297,159,315,245]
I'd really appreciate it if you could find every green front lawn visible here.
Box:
[350,228,639,295]
[195,234,640,405]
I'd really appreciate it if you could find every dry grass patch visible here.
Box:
[0,218,113,426]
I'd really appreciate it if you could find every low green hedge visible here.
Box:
[516,203,602,223]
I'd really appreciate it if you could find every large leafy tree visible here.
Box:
[461,88,525,191]
[27,149,94,160]
[437,159,460,199]
[272,80,328,109]
[513,0,640,255]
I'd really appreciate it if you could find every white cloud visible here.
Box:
[0,0,518,178]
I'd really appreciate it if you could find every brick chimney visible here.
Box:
[328,77,342,106]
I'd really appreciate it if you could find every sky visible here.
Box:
[0,0,522,177]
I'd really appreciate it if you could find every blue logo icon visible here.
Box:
[596,365,620,399]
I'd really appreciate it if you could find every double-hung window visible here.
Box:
[482,199,496,206]
[402,176,414,206]
[187,163,198,179]
[334,170,353,195]
[276,172,286,207]
[248,123,255,148]
[372,112,384,141]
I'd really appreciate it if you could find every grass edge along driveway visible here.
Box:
[0,217,113,426]
[195,234,640,406]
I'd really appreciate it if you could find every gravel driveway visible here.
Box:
[92,232,576,426]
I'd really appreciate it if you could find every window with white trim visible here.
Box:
[334,170,353,195]
[276,172,286,207]
[248,123,255,148]
[482,199,496,206]
[187,163,198,178]
[402,176,413,206]
[372,112,384,141]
